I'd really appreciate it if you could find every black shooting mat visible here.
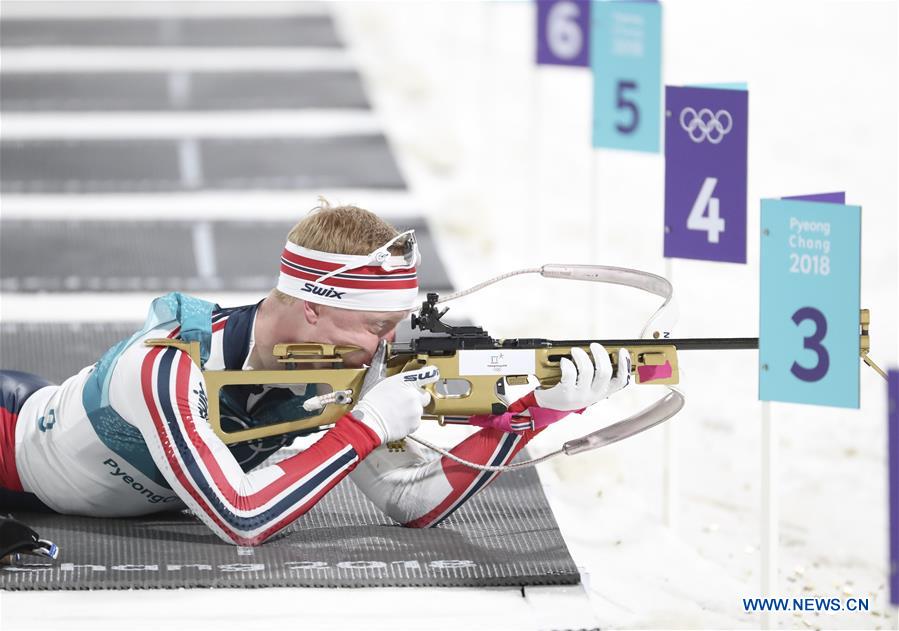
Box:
[0,136,405,194]
[0,70,369,112]
[0,219,453,294]
[0,322,139,383]
[0,452,579,590]
[0,15,341,48]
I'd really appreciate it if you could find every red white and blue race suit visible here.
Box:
[0,293,544,545]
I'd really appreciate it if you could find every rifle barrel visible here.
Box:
[552,338,759,350]
[396,336,759,355]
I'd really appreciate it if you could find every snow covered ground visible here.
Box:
[335,1,898,628]
[1,1,897,629]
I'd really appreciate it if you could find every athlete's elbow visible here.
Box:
[379,495,443,528]
[217,529,272,546]
[399,511,440,529]
[209,520,280,546]
[213,528,257,546]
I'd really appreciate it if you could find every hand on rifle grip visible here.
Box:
[351,343,439,444]
[534,343,631,412]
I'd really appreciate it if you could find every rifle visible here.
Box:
[147,265,884,468]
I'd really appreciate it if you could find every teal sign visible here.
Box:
[590,0,662,152]
[759,195,861,408]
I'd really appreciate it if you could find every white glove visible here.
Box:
[533,343,631,412]
[350,365,439,444]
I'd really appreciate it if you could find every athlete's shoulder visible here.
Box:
[111,324,197,394]
[211,300,262,370]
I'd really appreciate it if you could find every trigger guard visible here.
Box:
[495,375,540,407]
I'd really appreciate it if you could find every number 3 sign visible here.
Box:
[664,85,749,263]
[536,0,590,67]
[759,195,861,408]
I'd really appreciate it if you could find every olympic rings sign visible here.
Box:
[679,107,733,144]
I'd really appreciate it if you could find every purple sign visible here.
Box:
[536,0,590,67]
[783,192,846,204]
[664,86,749,263]
[890,369,899,605]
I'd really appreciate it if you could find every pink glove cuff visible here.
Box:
[509,391,585,429]
[467,405,587,434]
[528,405,577,428]
[468,412,535,433]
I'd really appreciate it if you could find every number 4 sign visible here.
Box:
[759,194,861,408]
[664,85,749,262]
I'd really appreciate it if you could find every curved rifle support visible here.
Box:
[563,388,685,455]
[540,264,679,340]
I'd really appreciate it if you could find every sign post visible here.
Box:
[535,0,592,325]
[758,192,861,629]
[662,83,747,529]
[889,369,898,608]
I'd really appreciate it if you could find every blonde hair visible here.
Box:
[273,197,404,305]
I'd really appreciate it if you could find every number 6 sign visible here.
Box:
[536,0,590,67]
[664,85,749,262]
[759,195,861,408]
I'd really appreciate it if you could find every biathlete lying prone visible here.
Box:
[0,200,629,546]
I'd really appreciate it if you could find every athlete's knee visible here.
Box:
[0,370,54,413]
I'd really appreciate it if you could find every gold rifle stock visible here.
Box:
[145,338,681,445]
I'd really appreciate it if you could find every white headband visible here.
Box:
[277,230,420,311]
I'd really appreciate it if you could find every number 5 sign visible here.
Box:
[664,85,749,262]
[537,0,590,67]
[759,195,861,408]
[591,0,662,152]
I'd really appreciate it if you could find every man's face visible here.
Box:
[310,304,409,368]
